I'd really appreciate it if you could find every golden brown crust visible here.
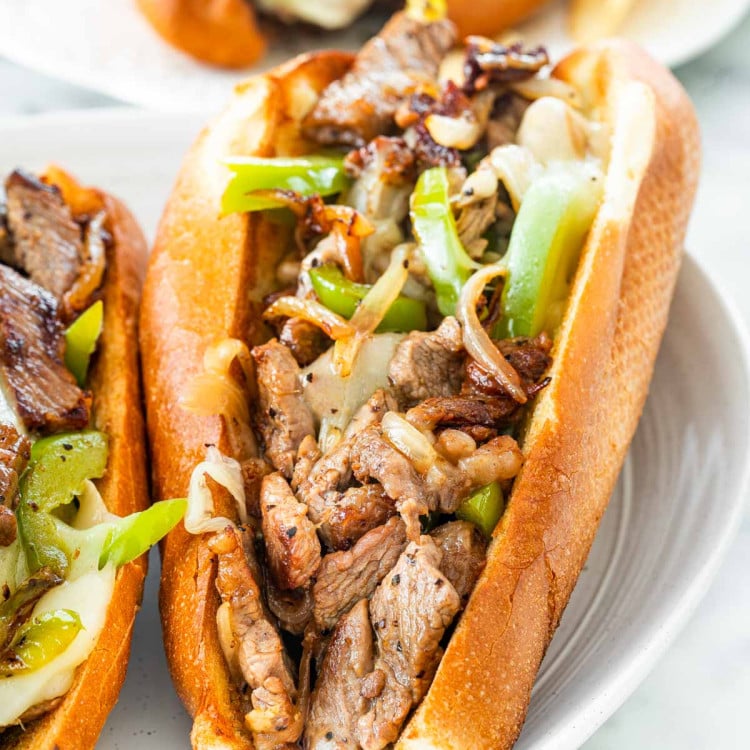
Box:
[446,0,551,38]
[399,40,700,749]
[1,172,150,749]
[137,0,266,69]
[140,52,353,750]
[141,39,699,750]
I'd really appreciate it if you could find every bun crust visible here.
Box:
[2,173,150,749]
[137,0,266,69]
[446,0,551,38]
[141,40,699,750]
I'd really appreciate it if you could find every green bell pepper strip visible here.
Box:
[411,167,479,317]
[0,610,83,677]
[64,301,103,387]
[496,166,603,339]
[309,265,427,333]
[98,498,187,569]
[456,481,505,538]
[0,568,62,650]
[221,155,349,214]
[17,432,109,576]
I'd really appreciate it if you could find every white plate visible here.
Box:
[0,0,747,113]
[0,109,747,749]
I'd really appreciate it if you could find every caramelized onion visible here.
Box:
[263,296,354,340]
[185,446,247,535]
[62,211,107,317]
[456,264,526,403]
[181,338,253,424]
[511,76,583,109]
[332,245,410,377]
[381,411,439,475]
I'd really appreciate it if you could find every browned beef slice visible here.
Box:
[312,518,407,632]
[252,340,314,480]
[496,333,552,384]
[3,170,84,300]
[486,91,532,151]
[406,394,520,432]
[430,520,487,604]
[0,265,90,432]
[356,538,461,749]
[387,316,465,408]
[350,426,429,517]
[322,484,396,552]
[0,505,15,546]
[209,526,301,746]
[0,422,30,507]
[279,317,329,367]
[301,390,397,550]
[306,599,375,749]
[260,472,321,591]
[265,582,313,636]
[0,205,12,265]
[463,39,549,95]
[303,12,456,147]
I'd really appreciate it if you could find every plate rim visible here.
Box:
[529,254,750,750]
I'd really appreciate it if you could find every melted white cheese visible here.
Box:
[0,481,117,726]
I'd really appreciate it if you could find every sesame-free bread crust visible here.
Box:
[141,40,699,750]
[2,170,150,750]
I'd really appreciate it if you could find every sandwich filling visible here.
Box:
[185,11,605,750]
[0,170,184,729]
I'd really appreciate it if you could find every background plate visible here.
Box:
[0,109,747,749]
[0,0,747,113]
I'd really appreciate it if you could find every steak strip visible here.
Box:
[0,265,90,432]
[303,12,456,147]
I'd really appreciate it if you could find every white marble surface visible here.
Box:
[0,10,748,748]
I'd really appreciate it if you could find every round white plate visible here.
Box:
[0,109,747,749]
[0,0,747,114]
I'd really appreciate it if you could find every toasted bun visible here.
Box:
[137,0,266,69]
[2,170,150,749]
[446,0,551,38]
[141,39,699,750]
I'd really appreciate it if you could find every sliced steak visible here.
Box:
[3,170,84,301]
[356,538,461,749]
[260,472,321,591]
[344,136,416,223]
[463,39,549,95]
[486,92,532,151]
[301,390,397,549]
[0,506,16,547]
[350,425,430,526]
[0,205,11,265]
[0,422,31,507]
[464,333,552,399]
[405,394,520,432]
[291,434,321,493]
[208,526,301,747]
[252,340,315,480]
[265,582,313,636]
[279,317,329,367]
[306,599,375,749]
[303,12,456,147]
[313,517,407,632]
[0,265,90,432]
[387,317,465,408]
[430,520,487,604]
[321,484,396,552]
